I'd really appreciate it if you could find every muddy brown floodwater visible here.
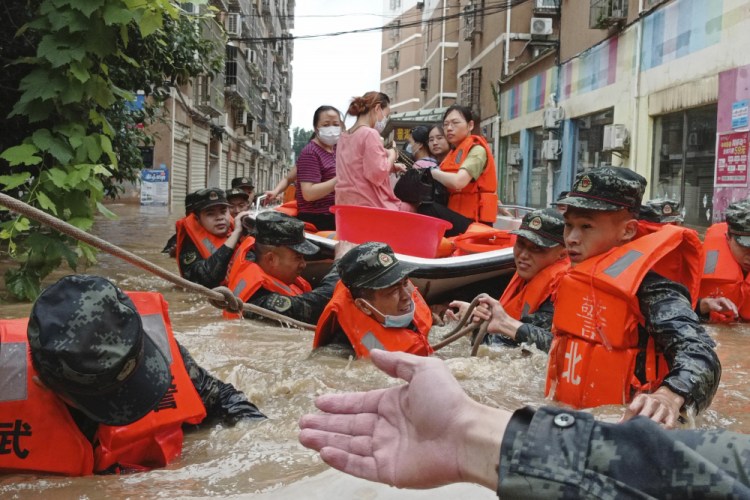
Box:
[1,204,748,499]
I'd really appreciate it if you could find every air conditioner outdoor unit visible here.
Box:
[541,139,560,161]
[543,107,564,130]
[226,13,241,36]
[270,94,277,105]
[530,17,553,37]
[602,124,629,152]
[246,49,257,65]
[181,2,198,15]
[507,146,522,166]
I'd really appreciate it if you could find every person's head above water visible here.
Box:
[509,208,566,280]
[252,211,319,285]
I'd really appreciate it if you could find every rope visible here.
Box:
[431,296,489,355]
[0,193,316,331]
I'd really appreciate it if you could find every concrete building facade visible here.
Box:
[149,0,294,210]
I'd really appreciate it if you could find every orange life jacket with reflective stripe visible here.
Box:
[500,259,569,320]
[94,292,206,473]
[0,320,95,476]
[546,224,703,409]
[0,292,206,476]
[313,281,433,358]
[223,238,312,319]
[440,135,498,224]
[699,222,750,322]
[175,214,229,275]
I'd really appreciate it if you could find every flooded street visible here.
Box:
[1,204,749,498]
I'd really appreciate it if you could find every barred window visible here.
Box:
[460,68,482,114]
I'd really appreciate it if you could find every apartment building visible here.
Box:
[383,0,750,228]
[148,0,294,209]
[381,1,425,112]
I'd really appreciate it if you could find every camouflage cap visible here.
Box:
[510,208,564,248]
[231,176,255,190]
[27,275,171,426]
[184,190,201,215]
[639,198,683,224]
[725,200,750,247]
[226,187,250,201]
[557,167,646,212]
[337,242,417,290]
[190,187,230,214]
[254,211,319,255]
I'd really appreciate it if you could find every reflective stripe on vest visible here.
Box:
[0,343,26,402]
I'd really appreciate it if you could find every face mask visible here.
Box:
[317,126,341,146]
[405,144,414,154]
[362,297,415,328]
[374,109,388,133]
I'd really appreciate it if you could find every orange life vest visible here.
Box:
[223,238,313,319]
[499,259,569,320]
[0,319,95,476]
[0,292,206,476]
[440,135,498,224]
[699,222,750,322]
[313,281,434,358]
[546,224,702,409]
[175,214,229,275]
[94,292,206,472]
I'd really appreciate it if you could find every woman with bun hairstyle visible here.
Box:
[335,91,408,211]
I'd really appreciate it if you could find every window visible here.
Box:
[652,105,717,227]
[463,0,484,41]
[460,68,481,115]
[575,109,614,173]
[385,81,399,101]
[419,67,429,92]
[387,51,400,70]
[390,20,401,40]
[529,128,550,209]
[503,134,522,205]
[389,0,401,10]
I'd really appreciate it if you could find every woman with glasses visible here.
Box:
[418,105,499,236]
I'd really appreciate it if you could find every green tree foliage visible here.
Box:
[0,0,223,300]
[292,127,314,159]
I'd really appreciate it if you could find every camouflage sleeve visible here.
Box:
[178,342,266,424]
[638,272,721,412]
[245,266,340,324]
[178,237,234,289]
[514,297,554,352]
[499,406,750,499]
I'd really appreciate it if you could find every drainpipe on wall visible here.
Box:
[504,0,512,78]
[439,0,447,107]
[630,0,645,173]
[170,86,176,210]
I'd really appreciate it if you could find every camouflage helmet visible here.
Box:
[190,187,230,214]
[557,167,646,212]
[337,242,417,290]
[254,211,319,255]
[231,176,255,190]
[27,275,171,426]
[511,208,565,248]
[640,199,683,224]
[725,200,750,247]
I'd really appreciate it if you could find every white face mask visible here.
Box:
[317,126,341,146]
[374,108,389,133]
[362,297,416,328]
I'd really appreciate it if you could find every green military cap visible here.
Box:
[557,167,646,212]
[337,242,417,290]
[254,211,319,255]
[226,187,250,201]
[725,200,750,247]
[190,187,230,214]
[184,190,201,215]
[231,177,255,190]
[27,275,171,426]
[511,208,565,248]
[639,199,683,224]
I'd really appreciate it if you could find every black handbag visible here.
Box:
[394,168,434,205]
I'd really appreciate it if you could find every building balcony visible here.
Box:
[194,72,225,117]
[225,45,252,99]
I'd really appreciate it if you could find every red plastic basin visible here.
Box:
[330,205,452,258]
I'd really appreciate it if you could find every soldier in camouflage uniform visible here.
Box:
[639,198,684,224]
[457,208,568,352]
[16,275,264,472]
[178,188,249,288]
[300,350,750,499]
[234,211,353,324]
[552,167,719,427]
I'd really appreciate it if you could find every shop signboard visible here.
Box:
[732,99,749,129]
[140,168,169,205]
[714,131,749,187]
